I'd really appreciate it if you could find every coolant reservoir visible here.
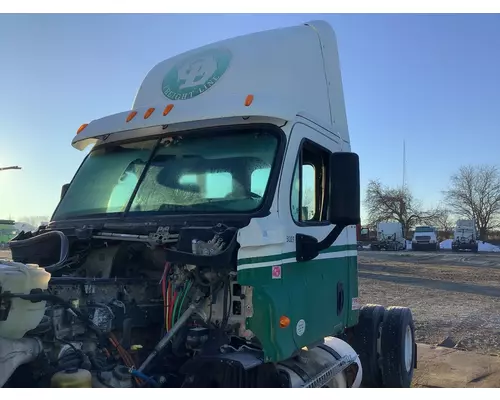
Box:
[0,260,51,339]
[51,369,92,388]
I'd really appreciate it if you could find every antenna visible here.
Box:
[402,140,406,189]
[0,166,21,172]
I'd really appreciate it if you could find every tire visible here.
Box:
[472,245,479,253]
[380,306,416,388]
[350,304,385,388]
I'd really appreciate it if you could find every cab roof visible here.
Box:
[73,20,350,150]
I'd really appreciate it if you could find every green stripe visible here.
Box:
[237,243,357,266]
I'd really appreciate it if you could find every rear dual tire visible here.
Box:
[351,304,416,388]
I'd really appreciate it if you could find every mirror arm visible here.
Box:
[316,223,347,252]
[296,222,351,262]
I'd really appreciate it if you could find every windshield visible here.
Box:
[415,226,434,233]
[52,128,281,220]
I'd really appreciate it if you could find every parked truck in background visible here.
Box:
[0,220,17,249]
[452,219,478,253]
[355,224,376,249]
[411,226,439,251]
[370,222,406,251]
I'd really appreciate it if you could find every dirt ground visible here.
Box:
[358,250,500,356]
[357,250,500,387]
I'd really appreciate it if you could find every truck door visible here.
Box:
[278,122,357,349]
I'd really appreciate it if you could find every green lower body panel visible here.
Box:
[237,245,358,362]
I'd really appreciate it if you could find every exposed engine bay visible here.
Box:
[0,223,361,388]
[0,223,268,388]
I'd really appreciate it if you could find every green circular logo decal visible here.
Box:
[162,48,232,101]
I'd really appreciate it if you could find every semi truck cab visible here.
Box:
[1,20,416,389]
[412,226,439,251]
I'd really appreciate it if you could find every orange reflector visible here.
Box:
[76,123,88,135]
[279,316,290,328]
[144,108,155,119]
[244,95,254,107]
[163,104,174,116]
[126,111,137,123]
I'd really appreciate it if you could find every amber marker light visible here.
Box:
[163,104,174,116]
[244,94,254,107]
[144,108,155,119]
[279,316,291,328]
[77,124,88,135]
[126,111,137,122]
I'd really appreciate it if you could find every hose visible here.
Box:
[138,296,208,373]
[172,287,182,326]
[129,369,159,387]
[175,280,193,323]
[9,230,70,273]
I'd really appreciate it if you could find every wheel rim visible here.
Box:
[404,325,413,372]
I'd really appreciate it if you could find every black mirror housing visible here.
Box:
[60,183,70,201]
[295,151,361,263]
[329,152,360,226]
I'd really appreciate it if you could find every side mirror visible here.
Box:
[329,152,361,226]
[296,152,360,262]
[60,183,70,200]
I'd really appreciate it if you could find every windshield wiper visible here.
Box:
[122,137,163,216]
[157,203,229,212]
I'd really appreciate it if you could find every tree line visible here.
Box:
[365,164,500,240]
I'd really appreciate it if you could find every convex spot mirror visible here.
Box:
[61,183,70,200]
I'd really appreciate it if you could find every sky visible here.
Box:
[1,13,500,222]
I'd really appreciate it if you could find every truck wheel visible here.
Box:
[380,306,416,388]
[350,304,385,387]
[472,245,479,253]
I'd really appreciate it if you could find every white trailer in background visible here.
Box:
[452,219,478,253]
[370,222,406,251]
[412,226,439,251]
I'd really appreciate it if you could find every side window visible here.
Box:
[290,140,330,223]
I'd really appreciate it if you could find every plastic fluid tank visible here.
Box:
[0,261,51,339]
[51,369,92,388]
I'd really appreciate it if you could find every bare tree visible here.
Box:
[444,165,500,240]
[428,207,455,238]
[365,180,439,238]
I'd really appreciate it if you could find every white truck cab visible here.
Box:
[412,226,439,251]
[452,219,478,253]
[370,222,405,251]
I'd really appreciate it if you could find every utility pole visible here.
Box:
[402,140,406,189]
[0,166,21,172]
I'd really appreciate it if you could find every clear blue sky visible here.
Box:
[1,13,500,221]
